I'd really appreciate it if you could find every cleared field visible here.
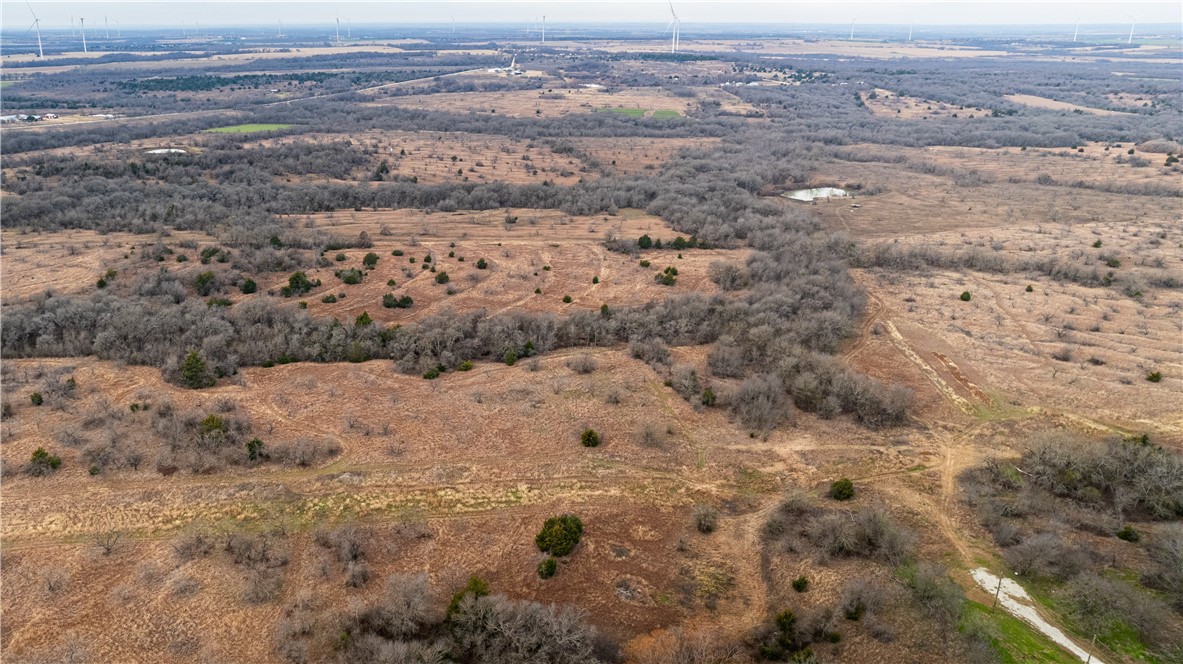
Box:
[0,208,745,320]
[840,141,1180,193]
[1107,92,1156,109]
[262,207,747,324]
[0,229,212,302]
[860,88,991,120]
[565,136,716,175]
[809,149,1179,239]
[251,129,588,185]
[854,216,1183,434]
[1004,93,1131,116]
[813,137,1182,435]
[367,86,696,118]
[205,123,293,133]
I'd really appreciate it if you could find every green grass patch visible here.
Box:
[650,109,682,119]
[205,123,293,134]
[595,107,646,117]
[0,81,17,88]
[963,601,1079,664]
[1025,576,1163,663]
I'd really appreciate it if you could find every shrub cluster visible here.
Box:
[536,515,584,557]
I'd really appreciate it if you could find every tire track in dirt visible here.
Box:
[841,290,885,362]
[882,319,976,415]
[0,465,723,547]
[255,391,353,460]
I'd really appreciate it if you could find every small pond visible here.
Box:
[784,187,848,202]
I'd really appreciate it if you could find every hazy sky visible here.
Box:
[3,1,1179,29]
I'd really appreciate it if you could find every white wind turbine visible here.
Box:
[849,18,856,40]
[80,17,88,52]
[1073,14,1080,42]
[278,20,285,38]
[1126,14,1138,45]
[335,17,341,43]
[665,1,680,53]
[105,15,110,39]
[541,15,546,43]
[25,2,44,59]
[907,23,913,42]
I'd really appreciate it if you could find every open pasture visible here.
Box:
[264,130,590,185]
[808,144,1180,239]
[565,136,715,175]
[367,85,696,118]
[855,215,1183,435]
[860,88,992,120]
[1004,93,1132,116]
[262,207,747,324]
[0,229,212,303]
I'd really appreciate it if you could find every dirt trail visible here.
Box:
[882,318,975,415]
[859,285,1116,664]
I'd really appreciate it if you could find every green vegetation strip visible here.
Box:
[205,123,293,133]
[962,602,1080,664]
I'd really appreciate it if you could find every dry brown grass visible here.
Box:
[839,221,1179,435]
[816,139,1182,434]
[563,136,715,175]
[860,88,992,120]
[1004,93,1132,116]
[251,207,747,324]
[256,129,588,185]
[366,85,695,118]
[809,148,1179,240]
[0,344,947,662]
[0,228,213,302]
